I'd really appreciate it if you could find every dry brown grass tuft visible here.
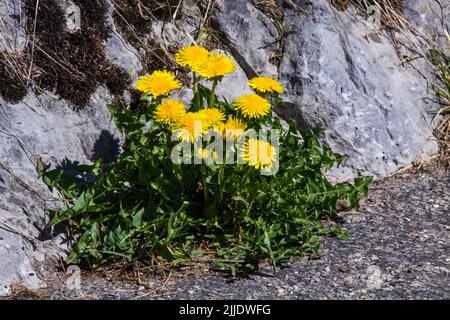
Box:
[434,115,450,170]
[349,0,403,30]
[2,283,46,300]
[0,52,28,103]
[0,0,132,106]
[111,0,195,84]
[251,0,283,21]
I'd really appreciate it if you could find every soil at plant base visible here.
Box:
[14,171,448,300]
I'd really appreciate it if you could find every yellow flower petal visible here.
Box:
[241,139,276,169]
[215,117,247,141]
[136,70,181,99]
[192,52,236,79]
[233,94,271,119]
[171,112,208,142]
[154,99,186,125]
[175,46,210,68]
[197,108,226,127]
[248,76,284,94]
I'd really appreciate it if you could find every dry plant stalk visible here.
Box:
[434,115,450,169]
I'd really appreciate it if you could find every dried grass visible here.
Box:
[434,114,450,170]
[2,284,46,300]
[251,0,283,21]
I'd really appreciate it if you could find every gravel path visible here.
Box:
[41,173,450,299]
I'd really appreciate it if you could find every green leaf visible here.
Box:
[73,191,92,212]
[132,208,144,228]
[91,222,100,243]
[191,249,204,258]
[263,230,277,272]
[40,88,373,276]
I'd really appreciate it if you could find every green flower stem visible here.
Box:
[209,79,218,108]
[153,97,162,112]
[193,72,197,96]
[192,72,199,109]
[218,163,225,202]
[238,167,251,191]
[201,164,209,204]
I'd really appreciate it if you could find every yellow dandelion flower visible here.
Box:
[248,76,284,94]
[192,52,236,79]
[241,139,276,169]
[197,108,226,127]
[135,70,181,99]
[154,99,186,125]
[215,117,247,141]
[172,112,207,142]
[233,94,271,118]
[175,46,210,68]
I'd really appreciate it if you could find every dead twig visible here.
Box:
[130,270,173,300]
[172,0,183,20]
[27,0,39,86]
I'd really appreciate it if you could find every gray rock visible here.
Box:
[402,0,449,50]
[279,0,438,180]
[104,4,142,83]
[214,64,253,103]
[0,87,123,295]
[170,87,194,106]
[0,228,44,296]
[0,0,145,294]
[0,0,26,53]
[396,0,449,93]
[63,2,81,32]
[149,0,201,48]
[211,0,279,78]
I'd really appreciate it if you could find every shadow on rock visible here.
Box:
[90,130,121,163]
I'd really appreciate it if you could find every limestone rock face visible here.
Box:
[0,1,128,295]
[0,0,26,53]
[211,0,279,78]
[402,0,449,50]
[0,88,123,295]
[278,0,438,179]
[212,0,439,179]
[0,0,444,294]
